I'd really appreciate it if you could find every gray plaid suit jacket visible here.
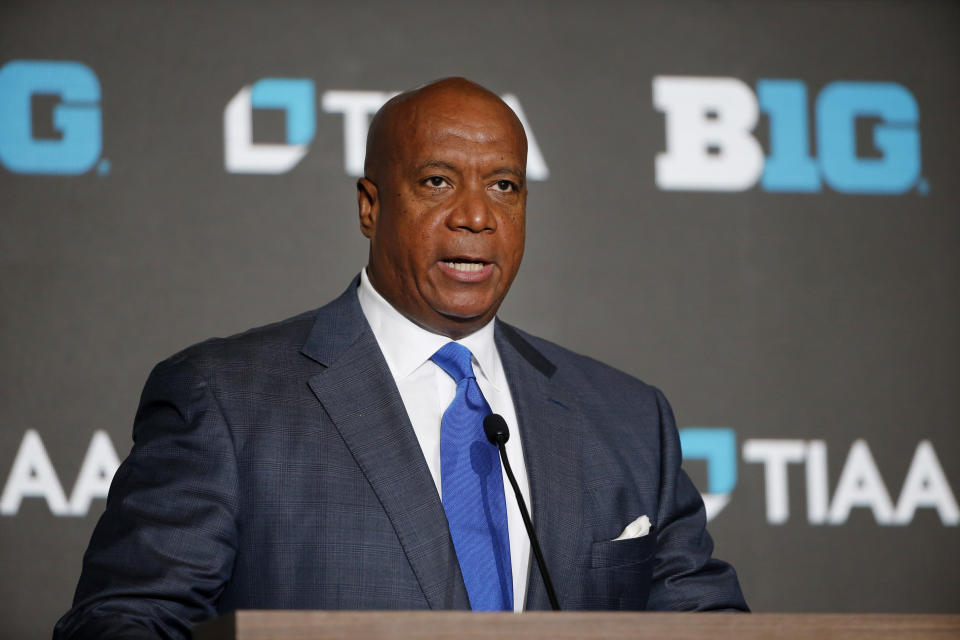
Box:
[54,277,746,639]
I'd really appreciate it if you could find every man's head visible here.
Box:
[357,77,527,339]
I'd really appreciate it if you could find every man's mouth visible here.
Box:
[443,261,486,272]
[437,259,494,281]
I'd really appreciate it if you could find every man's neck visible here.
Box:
[357,268,498,383]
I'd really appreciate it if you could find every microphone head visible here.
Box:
[483,413,510,446]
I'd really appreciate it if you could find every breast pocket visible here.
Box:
[587,533,656,609]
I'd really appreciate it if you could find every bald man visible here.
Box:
[55,78,746,640]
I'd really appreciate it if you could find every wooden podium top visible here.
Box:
[193,611,960,640]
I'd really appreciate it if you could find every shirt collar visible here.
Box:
[357,269,504,389]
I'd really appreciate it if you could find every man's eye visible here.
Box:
[492,180,516,192]
[425,176,448,188]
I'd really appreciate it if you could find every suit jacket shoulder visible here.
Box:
[501,322,659,390]
[161,306,320,377]
[497,322,669,446]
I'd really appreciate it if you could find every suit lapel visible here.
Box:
[302,281,469,610]
[496,322,584,611]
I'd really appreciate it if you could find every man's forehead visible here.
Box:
[365,78,527,178]
[398,123,526,182]
[398,91,522,138]
[407,108,521,146]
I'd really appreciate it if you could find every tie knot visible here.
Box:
[431,342,476,383]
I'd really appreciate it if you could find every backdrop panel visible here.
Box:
[1,2,958,638]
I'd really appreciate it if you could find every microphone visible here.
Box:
[483,413,561,611]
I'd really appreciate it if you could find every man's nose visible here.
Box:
[448,187,496,232]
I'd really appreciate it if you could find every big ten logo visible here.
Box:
[223,78,550,179]
[0,60,105,175]
[680,428,959,526]
[653,76,924,195]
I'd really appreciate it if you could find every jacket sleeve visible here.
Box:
[645,387,749,611]
[53,355,240,640]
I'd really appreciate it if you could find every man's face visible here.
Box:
[359,87,527,339]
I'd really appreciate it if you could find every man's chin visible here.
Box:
[423,305,498,339]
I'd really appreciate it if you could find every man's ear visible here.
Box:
[357,177,379,239]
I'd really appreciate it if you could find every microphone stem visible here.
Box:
[497,442,561,611]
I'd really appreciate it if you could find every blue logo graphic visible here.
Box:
[680,427,738,520]
[223,77,316,173]
[759,80,921,194]
[250,78,316,146]
[0,60,102,174]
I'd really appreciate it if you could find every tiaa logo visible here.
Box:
[223,78,550,179]
[680,428,959,526]
[0,60,103,175]
[653,76,923,194]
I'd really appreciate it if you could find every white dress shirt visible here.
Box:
[357,269,531,611]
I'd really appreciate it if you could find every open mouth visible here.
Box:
[438,259,494,281]
[442,261,487,272]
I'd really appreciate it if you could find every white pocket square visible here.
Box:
[613,514,651,541]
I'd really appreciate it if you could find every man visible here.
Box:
[55,78,747,639]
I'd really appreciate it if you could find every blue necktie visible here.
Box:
[431,342,513,611]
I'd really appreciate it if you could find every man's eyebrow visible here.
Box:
[416,160,458,173]
[487,167,525,183]
[415,160,524,181]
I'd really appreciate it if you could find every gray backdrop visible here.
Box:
[1,1,958,638]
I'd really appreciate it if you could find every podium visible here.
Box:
[193,611,960,639]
